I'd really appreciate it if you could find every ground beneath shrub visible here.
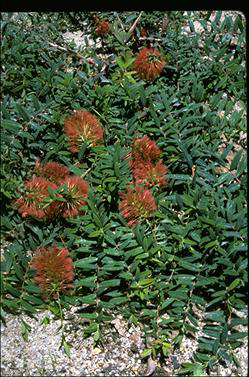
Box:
[1,306,248,377]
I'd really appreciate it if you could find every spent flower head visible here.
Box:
[96,19,110,36]
[64,110,104,154]
[119,185,157,227]
[32,245,74,299]
[134,47,166,81]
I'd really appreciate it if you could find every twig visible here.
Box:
[128,11,143,35]
[81,167,91,178]
[48,41,82,57]
[139,37,162,42]
[47,41,96,65]
[116,13,125,31]
[124,11,143,43]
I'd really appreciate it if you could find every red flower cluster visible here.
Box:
[34,160,70,185]
[129,135,168,188]
[32,245,74,299]
[131,135,161,164]
[120,135,169,226]
[14,160,89,220]
[119,185,157,227]
[60,176,89,218]
[64,110,104,154]
[14,176,58,220]
[133,160,168,188]
[96,19,110,36]
[134,47,166,81]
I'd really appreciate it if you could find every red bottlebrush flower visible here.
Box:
[119,185,157,227]
[34,160,70,185]
[60,176,89,218]
[64,110,104,154]
[131,135,161,165]
[134,47,166,81]
[14,176,58,220]
[133,160,169,188]
[32,245,74,299]
[96,19,110,36]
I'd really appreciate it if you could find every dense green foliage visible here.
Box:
[0,11,247,375]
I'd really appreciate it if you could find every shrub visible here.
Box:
[0,11,247,375]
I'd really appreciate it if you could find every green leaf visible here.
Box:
[230,149,243,170]
[119,271,133,280]
[21,300,37,313]
[78,294,96,305]
[98,279,120,289]
[204,240,218,249]
[204,311,225,323]
[220,323,228,344]
[20,318,31,341]
[214,172,234,187]
[15,103,30,122]
[227,332,248,341]
[168,288,188,300]
[236,155,247,177]
[140,348,152,358]
[25,282,41,293]
[167,174,192,183]
[183,194,194,208]
[74,257,97,267]
[179,260,202,272]
[178,141,193,168]
[141,309,157,317]
[1,119,21,133]
[78,142,88,160]
[5,284,22,298]
[79,313,97,320]
[31,95,41,111]
[226,278,241,292]
[74,276,97,288]
[23,294,44,305]
[109,296,129,305]
[63,339,71,358]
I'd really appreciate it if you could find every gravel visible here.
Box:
[1,306,248,376]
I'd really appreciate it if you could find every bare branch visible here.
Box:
[128,11,143,35]
[116,13,125,31]
[47,41,96,65]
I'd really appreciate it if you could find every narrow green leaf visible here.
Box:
[140,348,152,358]
[226,278,241,292]
[230,149,243,170]
[79,313,97,320]
[74,276,97,288]
[78,294,96,305]
[74,257,97,267]
[15,103,30,122]
[21,300,37,313]
[109,296,129,305]
[63,340,71,358]
[99,279,120,289]
[205,311,225,323]
[179,260,202,272]
[141,309,157,318]
[1,119,21,133]
[228,332,248,341]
